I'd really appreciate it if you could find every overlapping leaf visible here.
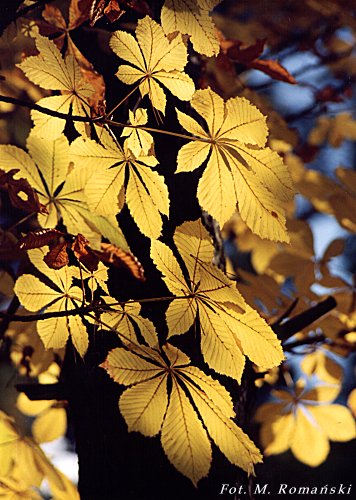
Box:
[14,248,88,356]
[110,16,195,113]
[151,220,284,382]
[101,343,262,485]
[70,132,169,239]
[100,296,158,348]
[17,33,94,139]
[161,0,221,57]
[176,88,294,241]
[0,134,128,251]
[121,108,154,156]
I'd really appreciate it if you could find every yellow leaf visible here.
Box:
[102,344,262,484]
[36,301,70,350]
[14,275,60,312]
[17,393,53,417]
[165,298,197,336]
[176,89,293,241]
[261,413,294,455]
[67,313,89,358]
[46,466,80,500]
[119,374,168,436]
[300,350,343,384]
[71,138,168,239]
[180,366,234,418]
[111,16,195,114]
[348,389,356,417]
[290,408,330,467]
[228,305,285,369]
[101,298,158,347]
[17,34,93,139]
[151,240,189,295]
[173,220,213,279]
[184,377,262,474]
[161,0,221,57]
[121,108,154,156]
[161,379,211,486]
[0,411,19,476]
[32,408,67,443]
[308,404,356,442]
[162,343,191,367]
[199,304,245,382]
[0,144,43,192]
[102,348,165,385]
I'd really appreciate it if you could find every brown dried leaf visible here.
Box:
[220,35,296,84]
[42,4,67,30]
[72,234,99,272]
[104,0,124,22]
[69,0,93,30]
[17,229,65,250]
[96,243,146,282]
[249,59,296,84]
[44,242,69,270]
[0,169,47,214]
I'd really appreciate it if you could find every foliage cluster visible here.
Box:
[0,0,355,498]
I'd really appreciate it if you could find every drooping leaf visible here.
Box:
[151,220,284,381]
[95,243,145,282]
[101,343,262,484]
[176,88,294,241]
[110,16,195,113]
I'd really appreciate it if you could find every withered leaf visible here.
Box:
[44,242,69,270]
[17,229,66,250]
[0,169,47,215]
[104,0,124,23]
[72,234,99,272]
[220,37,296,85]
[95,243,146,282]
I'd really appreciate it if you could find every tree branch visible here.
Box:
[272,296,337,341]
[0,95,103,122]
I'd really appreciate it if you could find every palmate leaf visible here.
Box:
[17,33,93,139]
[161,0,221,57]
[176,88,294,242]
[150,220,284,382]
[13,248,88,357]
[70,134,169,239]
[101,343,262,485]
[0,135,129,251]
[110,16,195,113]
[255,383,356,467]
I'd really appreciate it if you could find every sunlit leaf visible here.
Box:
[110,16,195,113]
[176,88,293,241]
[17,33,93,138]
[161,0,221,57]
